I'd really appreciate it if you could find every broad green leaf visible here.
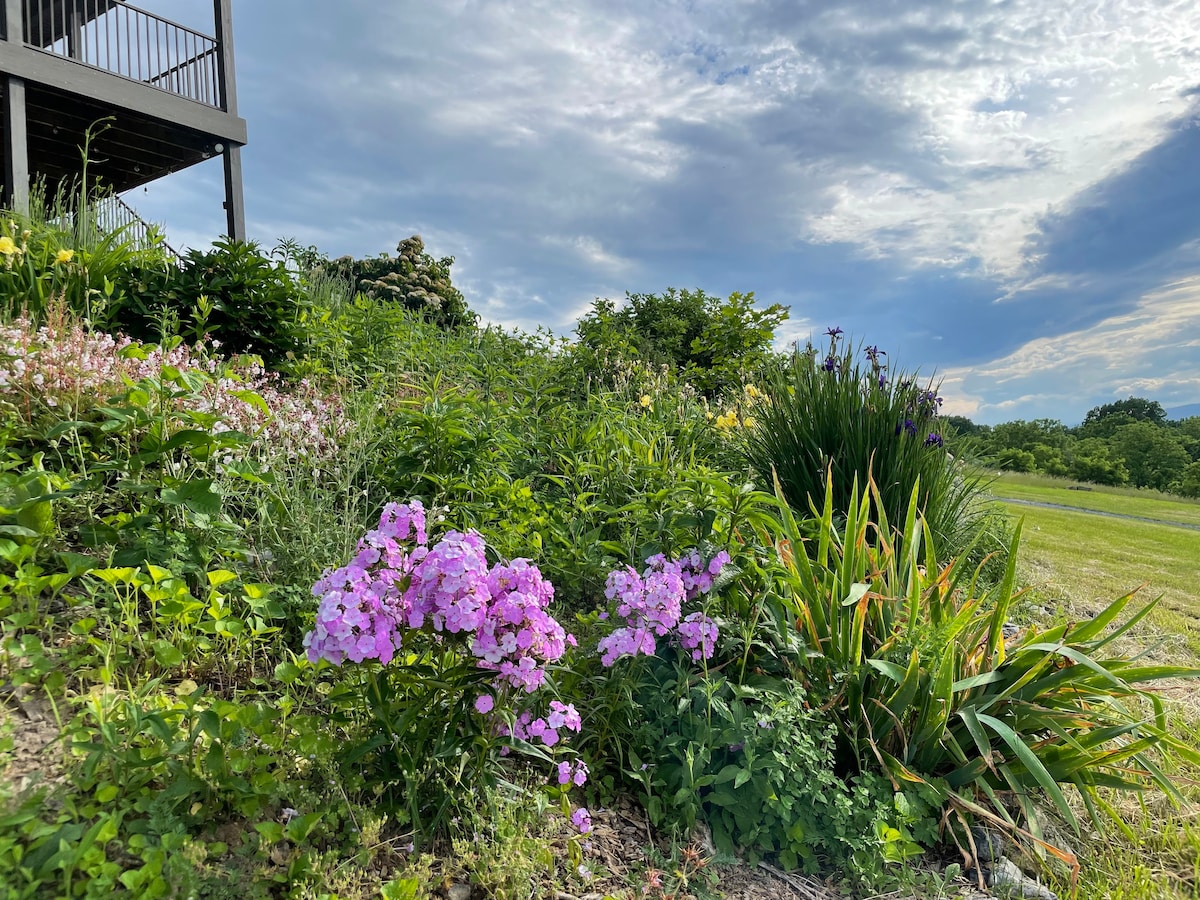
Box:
[978,712,1080,835]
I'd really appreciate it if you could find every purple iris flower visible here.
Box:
[823,356,837,372]
[924,432,944,448]
[825,326,843,338]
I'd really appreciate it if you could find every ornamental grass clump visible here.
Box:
[303,499,584,839]
[771,472,1200,866]
[744,328,987,559]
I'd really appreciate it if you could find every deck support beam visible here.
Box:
[2,0,28,213]
[213,0,244,240]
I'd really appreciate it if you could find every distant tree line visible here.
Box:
[946,397,1200,497]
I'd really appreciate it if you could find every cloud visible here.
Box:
[119,0,1200,421]
[943,275,1200,423]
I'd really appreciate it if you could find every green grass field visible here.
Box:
[999,502,1200,661]
[991,471,1200,528]
[988,481,1200,899]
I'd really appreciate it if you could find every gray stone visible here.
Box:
[970,826,1006,863]
[986,857,1057,900]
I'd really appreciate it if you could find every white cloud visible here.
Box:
[944,274,1200,422]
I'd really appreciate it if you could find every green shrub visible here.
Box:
[996,447,1037,472]
[743,330,988,557]
[573,288,787,397]
[619,663,918,881]
[113,239,303,367]
[1177,460,1200,498]
[321,235,475,331]
[770,473,1200,854]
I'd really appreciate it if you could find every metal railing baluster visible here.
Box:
[20,1,222,108]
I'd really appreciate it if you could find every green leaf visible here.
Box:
[160,479,222,517]
[284,812,323,842]
[153,640,185,667]
[977,711,1080,835]
[207,569,239,588]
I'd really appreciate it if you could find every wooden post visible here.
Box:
[213,0,244,240]
[2,0,21,42]
[2,0,29,213]
[212,0,238,116]
[222,143,244,241]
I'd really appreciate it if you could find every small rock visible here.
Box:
[970,826,1006,864]
[986,857,1057,900]
[445,883,471,900]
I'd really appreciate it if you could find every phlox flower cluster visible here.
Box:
[570,807,593,834]
[597,549,728,666]
[557,758,589,787]
[497,700,582,749]
[303,501,574,697]
[0,317,347,459]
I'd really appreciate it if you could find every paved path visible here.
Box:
[999,497,1200,532]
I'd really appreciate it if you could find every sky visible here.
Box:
[127,0,1200,425]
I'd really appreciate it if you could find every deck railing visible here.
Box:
[22,0,222,108]
[93,193,182,259]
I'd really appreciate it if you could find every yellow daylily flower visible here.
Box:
[0,236,17,256]
[639,394,652,408]
[55,248,75,264]
[742,416,756,428]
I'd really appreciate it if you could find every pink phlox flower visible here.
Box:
[548,700,582,732]
[570,808,592,834]
[677,611,719,661]
[556,759,589,787]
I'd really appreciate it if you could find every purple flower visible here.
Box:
[556,759,589,787]
[822,356,837,372]
[302,501,572,718]
[895,419,917,436]
[924,432,944,448]
[825,327,843,338]
[598,549,726,667]
[571,808,593,834]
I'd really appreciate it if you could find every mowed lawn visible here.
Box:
[989,474,1200,664]
[991,479,1200,898]
[991,471,1200,528]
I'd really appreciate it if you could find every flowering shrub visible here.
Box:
[597,549,729,667]
[303,499,586,838]
[305,500,573,694]
[0,316,346,459]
